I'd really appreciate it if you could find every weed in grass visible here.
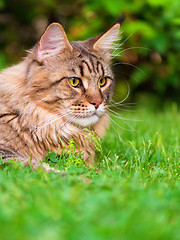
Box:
[45,138,86,174]
[84,128,103,153]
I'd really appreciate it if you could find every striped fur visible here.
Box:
[0,22,121,168]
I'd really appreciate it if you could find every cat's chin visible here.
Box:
[71,114,99,127]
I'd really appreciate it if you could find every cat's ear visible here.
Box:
[93,23,120,52]
[92,13,125,53]
[36,23,72,62]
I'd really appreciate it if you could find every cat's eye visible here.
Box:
[68,77,81,87]
[99,77,107,87]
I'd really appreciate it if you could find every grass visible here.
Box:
[0,103,179,240]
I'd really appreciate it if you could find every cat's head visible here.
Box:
[27,20,122,127]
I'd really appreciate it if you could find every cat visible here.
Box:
[0,17,124,169]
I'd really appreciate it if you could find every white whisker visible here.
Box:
[33,113,60,130]
[108,108,134,120]
[113,62,149,78]
[111,79,131,106]
[32,112,70,134]
[105,112,136,132]
[120,32,134,46]
[59,114,76,131]
[109,105,137,112]
[119,46,152,55]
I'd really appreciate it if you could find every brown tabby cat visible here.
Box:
[0,19,123,169]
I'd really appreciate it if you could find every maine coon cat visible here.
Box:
[0,18,123,168]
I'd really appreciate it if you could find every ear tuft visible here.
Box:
[36,23,72,62]
[114,12,126,26]
[93,23,120,52]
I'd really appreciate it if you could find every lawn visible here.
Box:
[0,103,179,240]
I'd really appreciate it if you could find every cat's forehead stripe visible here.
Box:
[97,61,104,76]
[80,58,105,77]
[82,60,92,73]
[89,57,96,73]
[79,65,84,76]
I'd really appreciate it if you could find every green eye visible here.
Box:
[68,77,81,87]
[99,77,107,87]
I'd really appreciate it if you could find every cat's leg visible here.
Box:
[85,151,95,168]
[81,148,96,168]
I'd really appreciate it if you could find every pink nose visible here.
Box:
[90,100,102,109]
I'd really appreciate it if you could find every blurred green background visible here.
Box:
[0,0,180,106]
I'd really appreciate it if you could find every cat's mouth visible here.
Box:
[62,105,105,127]
[71,113,99,127]
[67,108,105,127]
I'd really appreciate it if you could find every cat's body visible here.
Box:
[0,21,122,168]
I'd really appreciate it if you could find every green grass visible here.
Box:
[0,104,180,240]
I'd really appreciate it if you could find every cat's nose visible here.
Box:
[87,91,103,109]
[90,100,102,109]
